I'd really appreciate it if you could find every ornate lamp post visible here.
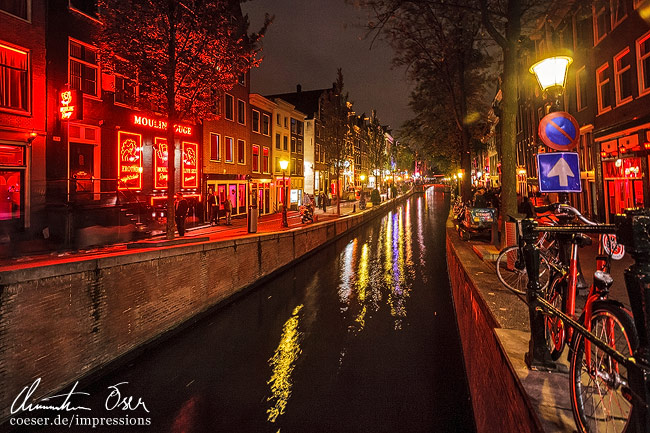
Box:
[280,159,289,228]
[529,55,572,112]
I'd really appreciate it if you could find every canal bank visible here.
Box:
[0,192,412,422]
[446,218,575,433]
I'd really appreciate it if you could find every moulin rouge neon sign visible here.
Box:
[133,115,192,136]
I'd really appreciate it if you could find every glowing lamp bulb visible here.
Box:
[615,159,623,168]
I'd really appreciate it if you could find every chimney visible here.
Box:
[297,84,302,93]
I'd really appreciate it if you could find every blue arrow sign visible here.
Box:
[537,152,581,193]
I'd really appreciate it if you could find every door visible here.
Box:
[70,142,94,200]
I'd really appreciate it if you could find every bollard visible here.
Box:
[615,209,650,433]
[353,204,356,213]
[522,218,557,371]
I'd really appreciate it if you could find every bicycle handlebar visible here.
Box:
[556,203,598,226]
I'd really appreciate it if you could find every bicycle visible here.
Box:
[495,210,560,295]
[536,204,639,433]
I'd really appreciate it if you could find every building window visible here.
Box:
[283,136,288,151]
[262,147,269,173]
[238,73,245,86]
[69,39,99,97]
[252,144,259,172]
[297,159,303,175]
[611,0,627,29]
[237,139,245,164]
[275,133,281,149]
[225,94,234,121]
[69,0,98,18]
[614,47,634,106]
[210,133,220,161]
[262,114,270,136]
[114,75,137,106]
[252,109,260,133]
[637,30,650,96]
[291,137,296,152]
[297,139,303,153]
[284,117,288,128]
[576,66,588,111]
[596,63,612,114]
[291,118,297,134]
[0,43,28,112]
[225,136,233,162]
[297,121,303,135]
[593,3,610,45]
[291,158,296,175]
[237,99,245,125]
[0,0,29,20]
[276,113,281,125]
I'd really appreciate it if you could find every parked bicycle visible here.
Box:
[527,204,638,433]
[495,207,561,295]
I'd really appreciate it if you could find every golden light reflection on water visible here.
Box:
[354,243,370,330]
[267,304,303,424]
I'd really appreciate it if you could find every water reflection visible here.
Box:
[267,304,304,424]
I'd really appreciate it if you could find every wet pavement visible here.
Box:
[10,189,475,433]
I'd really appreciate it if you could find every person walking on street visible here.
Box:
[175,193,189,236]
[207,189,218,225]
[224,197,233,225]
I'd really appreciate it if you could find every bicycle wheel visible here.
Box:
[570,301,639,433]
[495,245,551,295]
[544,274,567,360]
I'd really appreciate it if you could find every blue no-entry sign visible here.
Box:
[538,111,580,151]
[537,152,581,193]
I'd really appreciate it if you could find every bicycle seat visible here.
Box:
[572,233,592,247]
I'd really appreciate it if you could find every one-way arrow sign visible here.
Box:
[536,152,581,193]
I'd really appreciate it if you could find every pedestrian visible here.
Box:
[224,196,233,225]
[175,193,189,236]
[207,189,216,225]
[321,192,327,213]
[211,190,220,225]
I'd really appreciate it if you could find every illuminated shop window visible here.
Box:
[252,144,259,172]
[0,170,21,220]
[0,43,28,111]
[69,39,98,96]
[262,147,269,173]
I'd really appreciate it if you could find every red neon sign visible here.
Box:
[118,131,143,190]
[154,137,168,189]
[59,89,83,120]
[182,142,199,188]
[133,115,192,136]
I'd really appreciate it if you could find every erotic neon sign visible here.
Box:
[182,142,198,188]
[118,131,143,190]
[59,91,76,120]
[154,137,169,189]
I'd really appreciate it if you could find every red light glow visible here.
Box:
[154,137,168,189]
[181,142,199,189]
[118,131,143,190]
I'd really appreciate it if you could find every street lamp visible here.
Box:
[279,159,289,228]
[529,55,573,111]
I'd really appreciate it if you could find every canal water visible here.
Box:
[24,189,475,433]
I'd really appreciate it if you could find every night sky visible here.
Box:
[242,0,413,131]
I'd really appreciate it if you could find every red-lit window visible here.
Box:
[237,139,245,164]
[252,144,259,172]
[596,63,612,114]
[225,94,234,121]
[614,47,634,105]
[637,30,650,96]
[237,99,245,125]
[225,136,233,162]
[0,43,28,112]
[0,144,24,165]
[0,170,21,220]
[593,3,610,45]
[0,1,28,20]
[262,147,269,173]
[210,133,220,161]
[611,0,627,29]
[252,109,260,133]
[114,74,137,106]
[69,39,98,97]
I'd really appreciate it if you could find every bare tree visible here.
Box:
[367,110,388,191]
[98,0,269,239]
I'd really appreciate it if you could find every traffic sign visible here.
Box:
[601,234,625,260]
[537,152,581,193]
[538,111,580,151]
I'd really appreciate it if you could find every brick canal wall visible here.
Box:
[0,195,409,420]
[446,226,543,433]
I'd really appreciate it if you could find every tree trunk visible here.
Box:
[499,0,522,247]
[165,4,177,240]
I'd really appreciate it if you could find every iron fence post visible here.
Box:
[616,209,650,433]
[522,218,557,370]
